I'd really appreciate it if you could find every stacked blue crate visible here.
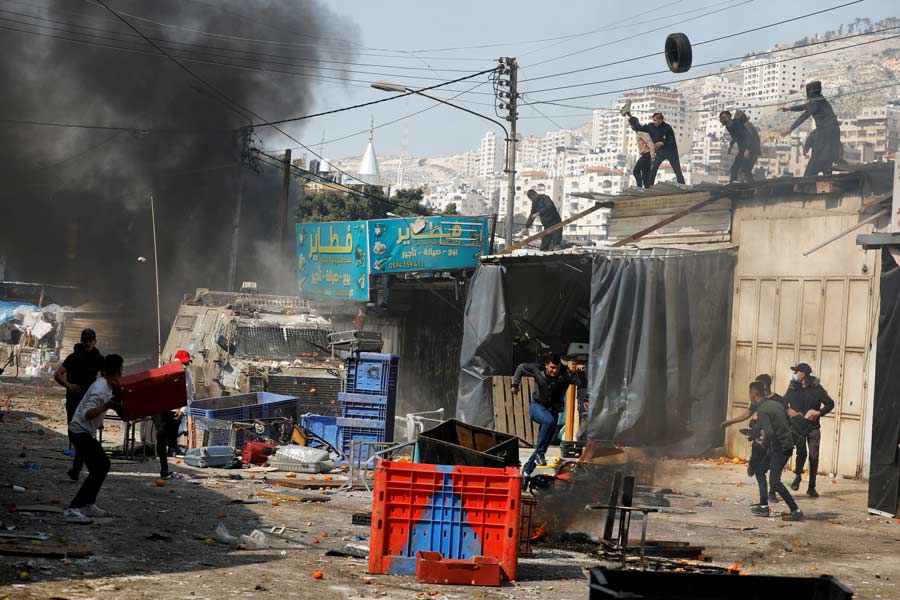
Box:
[338,353,399,461]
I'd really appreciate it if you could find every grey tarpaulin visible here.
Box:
[456,254,593,428]
[585,249,735,455]
[457,265,513,427]
[868,249,900,515]
[457,248,733,457]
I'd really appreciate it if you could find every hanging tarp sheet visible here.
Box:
[868,249,900,515]
[584,249,735,455]
[457,248,734,457]
[456,255,594,427]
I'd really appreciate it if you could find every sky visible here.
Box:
[258,0,900,161]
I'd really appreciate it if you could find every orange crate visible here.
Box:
[368,460,521,581]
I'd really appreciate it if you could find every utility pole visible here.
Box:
[149,194,161,367]
[497,57,518,246]
[279,148,292,260]
[228,126,252,292]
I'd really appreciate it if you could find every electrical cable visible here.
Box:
[260,78,492,152]
[525,32,900,105]
[523,0,755,71]
[521,0,864,82]
[0,12,479,83]
[254,151,433,216]
[522,25,900,95]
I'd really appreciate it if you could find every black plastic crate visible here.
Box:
[561,440,586,458]
[352,512,372,526]
[416,419,519,468]
[589,568,853,600]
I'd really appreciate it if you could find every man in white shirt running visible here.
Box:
[64,354,124,524]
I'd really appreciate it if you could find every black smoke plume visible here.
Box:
[0,0,359,355]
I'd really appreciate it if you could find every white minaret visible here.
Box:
[358,116,381,185]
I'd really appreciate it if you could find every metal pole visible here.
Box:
[149,194,161,367]
[802,208,889,256]
[504,58,518,246]
[279,149,292,260]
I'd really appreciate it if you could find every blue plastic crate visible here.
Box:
[339,392,388,421]
[344,353,400,397]
[301,413,339,450]
[339,423,387,463]
[186,392,299,422]
[337,416,386,430]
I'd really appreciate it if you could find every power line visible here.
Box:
[254,151,433,216]
[254,68,498,128]
[0,12,478,83]
[524,0,755,71]
[522,25,900,96]
[260,78,492,152]
[526,32,900,105]
[0,6,478,73]
[87,0,495,62]
[0,117,224,133]
[521,0,864,83]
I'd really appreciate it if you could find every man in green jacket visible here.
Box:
[752,381,804,521]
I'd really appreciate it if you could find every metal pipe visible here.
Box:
[802,208,889,256]
[149,194,161,367]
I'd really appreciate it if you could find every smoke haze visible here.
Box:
[0,0,359,352]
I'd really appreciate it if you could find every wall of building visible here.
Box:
[725,192,882,478]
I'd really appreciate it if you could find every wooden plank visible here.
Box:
[491,377,505,433]
[511,379,526,442]
[526,379,538,444]
[611,193,719,247]
[497,202,614,255]
[270,479,344,490]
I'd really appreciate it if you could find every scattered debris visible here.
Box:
[0,541,92,558]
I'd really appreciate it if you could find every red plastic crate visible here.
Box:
[368,460,521,581]
[415,551,501,587]
[118,361,187,421]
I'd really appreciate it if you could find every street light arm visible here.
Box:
[413,90,509,140]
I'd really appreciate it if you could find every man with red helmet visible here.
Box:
[153,350,193,478]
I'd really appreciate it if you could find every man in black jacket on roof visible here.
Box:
[511,354,585,476]
[520,189,563,251]
[784,363,835,497]
[628,112,686,186]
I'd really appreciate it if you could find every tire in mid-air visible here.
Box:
[665,33,692,73]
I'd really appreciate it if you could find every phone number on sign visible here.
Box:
[388,260,425,269]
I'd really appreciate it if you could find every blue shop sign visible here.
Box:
[368,216,490,274]
[296,221,369,301]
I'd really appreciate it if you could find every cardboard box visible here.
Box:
[118,361,187,421]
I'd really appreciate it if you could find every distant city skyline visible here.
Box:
[259,0,900,160]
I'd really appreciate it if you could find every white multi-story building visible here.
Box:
[560,167,627,243]
[423,182,490,215]
[841,106,889,162]
[606,87,690,168]
[496,170,564,225]
[741,56,807,116]
[478,131,503,179]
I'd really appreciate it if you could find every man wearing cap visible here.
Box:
[783,363,835,497]
[54,329,104,481]
[152,350,193,477]
[174,350,194,454]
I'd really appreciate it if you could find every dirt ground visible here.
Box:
[1,382,899,600]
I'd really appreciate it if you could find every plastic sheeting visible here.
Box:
[457,265,512,427]
[457,249,734,457]
[457,256,594,427]
[868,249,900,515]
[584,250,735,455]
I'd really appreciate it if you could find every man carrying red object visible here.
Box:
[153,349,193,478]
